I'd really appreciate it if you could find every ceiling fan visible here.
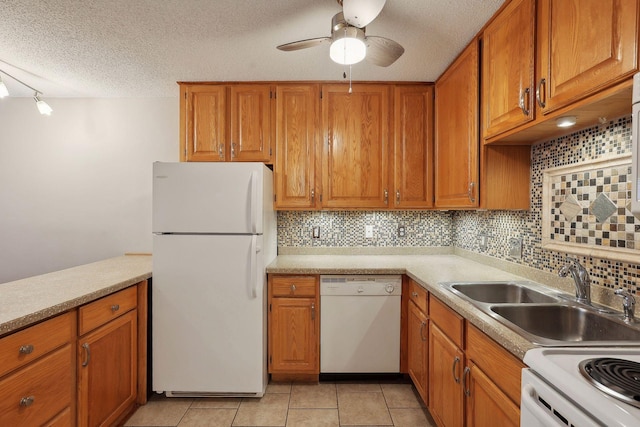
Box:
[277,0,404,67]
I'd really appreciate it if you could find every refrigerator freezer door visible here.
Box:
[152,233,267,396]
[152,162,266,234]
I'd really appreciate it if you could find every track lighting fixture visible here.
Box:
[0,68,53,115]
[0,76,8,98]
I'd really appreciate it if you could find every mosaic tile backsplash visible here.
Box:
[277,116,639,295]
[277,210,452,247]
[454,116,639,294]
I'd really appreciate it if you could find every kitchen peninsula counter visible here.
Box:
[267,250,571,360]
[0,255,152,337]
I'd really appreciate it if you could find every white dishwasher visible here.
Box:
[320,275,402,373]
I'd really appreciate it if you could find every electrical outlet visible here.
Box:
[398,225,406,238]
[478,232,488,251]
[508,237,523,259]
[312,226,320,239]
[365,225,374,238]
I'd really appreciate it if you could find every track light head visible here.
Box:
[34,93,53,115]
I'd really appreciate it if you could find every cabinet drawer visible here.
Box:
[408,280,428,313]
[0,311,74,378]
[271,276,317,297]
[466,324,525,405]
[79,286,137,335]
[429,297,464,348]
[0,344,73,427]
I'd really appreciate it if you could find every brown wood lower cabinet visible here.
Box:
[268,275,319,382]
[0,280,147,427]
[407,280,429,404]
[78,309,138,427]
[424,296,524,427]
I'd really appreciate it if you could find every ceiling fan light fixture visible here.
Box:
[330,28,366,65]
[34,93,53,115]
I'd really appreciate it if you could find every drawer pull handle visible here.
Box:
[311,303,316,320]
[290,284,296,292]
[20,396,35,407]
[419,321,427,342]
[111,304,120,312]
[82,343,91,367]
[19,344,34,355]
[411,292,418,297]
[452,356,461,383]
[463,366,471,396]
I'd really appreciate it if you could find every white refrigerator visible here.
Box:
[152,162,276,397]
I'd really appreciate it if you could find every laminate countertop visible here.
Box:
[0,255,152,337]
[267,253,564,360]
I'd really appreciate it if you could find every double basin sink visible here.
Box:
[440,281,640,346]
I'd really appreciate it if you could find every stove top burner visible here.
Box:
[579,358,640,409]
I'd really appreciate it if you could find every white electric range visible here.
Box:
[522,347,640,426]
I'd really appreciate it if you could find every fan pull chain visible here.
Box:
[349,65,353,93]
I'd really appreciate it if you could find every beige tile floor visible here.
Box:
[124,381,437,427]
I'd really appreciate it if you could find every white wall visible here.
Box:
[0,97,178,283]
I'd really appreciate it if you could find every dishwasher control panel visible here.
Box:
[320,275,402,296]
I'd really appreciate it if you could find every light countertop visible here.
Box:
[268,253,562,360]
[0,255,152,337]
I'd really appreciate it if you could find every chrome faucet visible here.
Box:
[558,257,591,304]
[615,288,636,323]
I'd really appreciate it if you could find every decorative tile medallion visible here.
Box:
[542,154,639,263]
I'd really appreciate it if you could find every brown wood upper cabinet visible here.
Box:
[393,85,434,208]
[537,0,639,113]
[482,0,536,140]
[321,84,390,209]
[274,84,320,209]
[435,41,480,209]
[483,0,639,144]
[180,83,273,163]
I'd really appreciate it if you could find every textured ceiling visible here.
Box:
[0,0,504,98]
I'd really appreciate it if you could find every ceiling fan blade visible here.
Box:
[365,36,404,67]
[277,37,332,51]
[342,0,386,28]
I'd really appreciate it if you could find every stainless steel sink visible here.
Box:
[440,281,640,347]
[491,304,640,345]
[449,282,561,304]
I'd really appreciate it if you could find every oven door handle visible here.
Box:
[521,384,558,425]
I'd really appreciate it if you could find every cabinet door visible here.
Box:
[230,85,272,162]
[435,41,480,208]
[407,301,429,404]
[393,85,434,208]
[78,310,137,427]
[269,297,318,374]
[182,85,227,162]
[466,362,519,427]
[482,0,536,139]
[322,84,390,208]
[537,0,639,113]
[429,324,464,427]
[274,84,319,209]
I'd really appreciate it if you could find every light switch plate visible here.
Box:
[508,237,523,259]
[312,226,320,239]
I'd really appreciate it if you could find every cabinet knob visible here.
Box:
[411,292,419,297]
[231,143,237,157]
[384,189,389,205]
[19,344,34,355]
[19,396,35,407]
[311,302,316,320]
[111,304,120,312]
[218,143,225,160]
[396,190,400,204]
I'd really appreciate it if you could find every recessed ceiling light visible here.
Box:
[556,116,577,128]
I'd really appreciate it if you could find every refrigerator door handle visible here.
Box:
[250,235,261,298]
[250,170,258,234]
